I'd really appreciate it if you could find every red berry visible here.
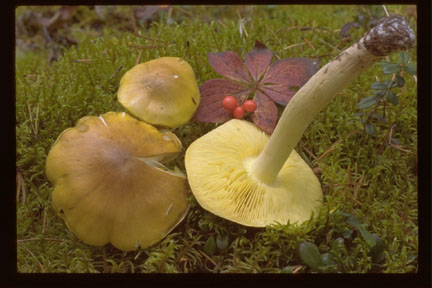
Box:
[233,106,245,119]
[242,100,257,113]
[222,96,238,111]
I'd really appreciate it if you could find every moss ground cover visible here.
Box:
[16,5,418,273]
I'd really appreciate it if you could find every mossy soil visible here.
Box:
[16,5,418,273]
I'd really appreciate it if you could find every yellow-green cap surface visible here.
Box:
[118,57,200,128]
[46,112,189,251]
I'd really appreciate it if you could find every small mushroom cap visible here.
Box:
[118,57,201,128]
[185,119,323,227]
[46,112,189,251]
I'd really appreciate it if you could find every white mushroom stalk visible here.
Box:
[251,15,415,184]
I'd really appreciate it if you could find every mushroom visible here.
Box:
[185,16,415,227]
[46,112,189,251]
[117,57,201,128]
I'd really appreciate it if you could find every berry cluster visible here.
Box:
[222,96,257,119]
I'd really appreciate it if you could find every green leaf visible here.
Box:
[216,234,229,250]
[373,252,386,264]
[198,219,209,232]
[369,233,384,257]
[384,79,393,86]
[339,211,362,228]
[372,113,386,123]
[346,214,361,228]
[319,253,338,272]
[299,242,323,269]
[386,90,398,106]
[317,264,338,273]
[370,82,387,90]
[359,227,376,247]
[400,51,409,64]
[352,112,364,118]
[357,96,378,109]
[407,253,418,262]
[404,63,417,75]
[321,253,337,266]
[381,62,402,74]
[280,266,293,273]
[331,237,345,252]
[373,90,386,98]
[365,123,376,136]
[395,74,405,87]
[342,229,353,239]
[204,236,216,255]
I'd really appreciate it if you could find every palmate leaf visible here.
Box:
[251,91,279,134]
[244,41,273,82]
[260,58,320,105]
[208,51,251,83]
[192,79,250,123]
[193,41,319,134]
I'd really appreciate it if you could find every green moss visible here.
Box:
[16,5,417,273]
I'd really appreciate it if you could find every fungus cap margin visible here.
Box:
[46,111,190,251]
[117,57,201,128]
[185,119,323,227]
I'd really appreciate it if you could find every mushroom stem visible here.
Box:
[251,15,415,184]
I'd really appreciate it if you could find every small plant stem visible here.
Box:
[42,208,47,234]
[16,169,26,205]
[317,38,341,53]
[18,242,45,272]
[17,237,65,243]
[382,5,390,17]
[135,50,143,65]
[266,24,283,47]
[284,42,305,50]
[199,250,217,267]
[26,101,35,134]
[35,103,39,140]
[250,16,414,184]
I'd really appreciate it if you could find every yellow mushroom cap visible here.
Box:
[117,57,201,128]
[46,112,189,251]
[185,119,323,227]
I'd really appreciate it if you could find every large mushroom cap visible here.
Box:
[185,119,323,227]
[46,112,189,251]
[118,57,201,128]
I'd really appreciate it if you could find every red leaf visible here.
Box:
[208,51,251,83]
[261,58,320,105]
[244,41,273,83]
[193,79,250,123]
[250,92,278,134]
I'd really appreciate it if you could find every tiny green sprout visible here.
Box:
[204,236,216,256]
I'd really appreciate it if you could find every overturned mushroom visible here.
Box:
[118,57,201,128]
[46,112,189,251]
[185,16,415,227]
